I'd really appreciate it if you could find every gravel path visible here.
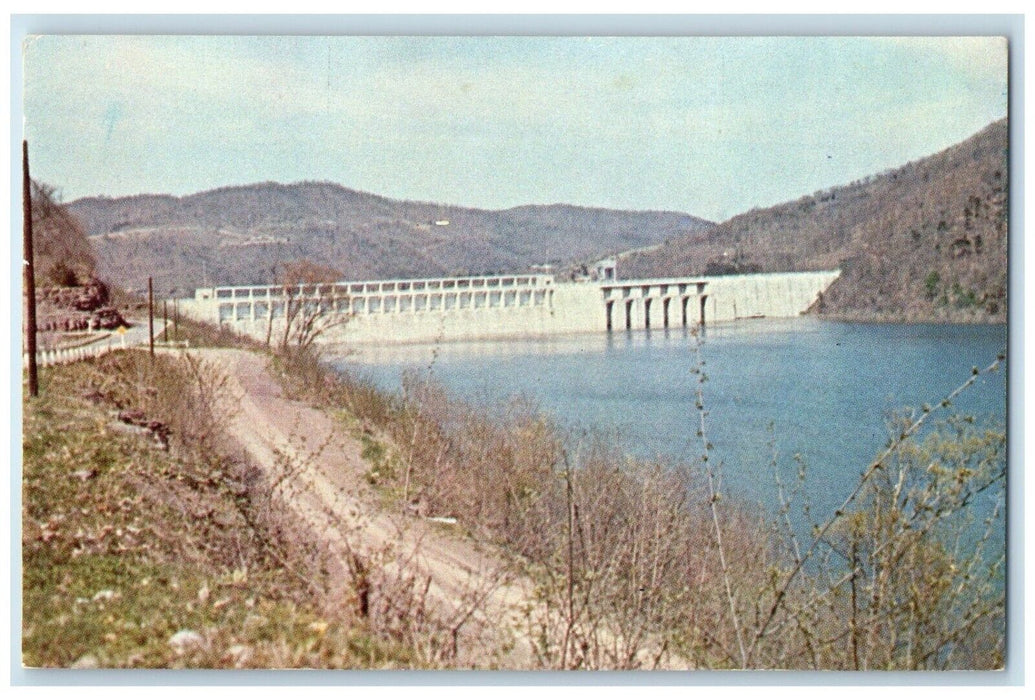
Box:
[199,348,535,667]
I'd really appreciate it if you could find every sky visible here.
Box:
[21,34,1008,222]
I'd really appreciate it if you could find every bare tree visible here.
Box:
[275,259,350,352]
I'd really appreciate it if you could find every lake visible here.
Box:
[330,317,1008,525]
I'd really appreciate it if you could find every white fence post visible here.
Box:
[22,335,131,371]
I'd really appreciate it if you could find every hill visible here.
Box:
[30,180,97,287]
[620,119,1008,322]
[68,183,712,297]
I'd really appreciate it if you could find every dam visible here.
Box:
[182,269,841,345]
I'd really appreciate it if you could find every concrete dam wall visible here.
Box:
[701,271,844,321]
[181,270,840,346]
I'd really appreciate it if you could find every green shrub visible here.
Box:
[924,270,941,300]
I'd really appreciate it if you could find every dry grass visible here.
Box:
[21,351,425,668]
[274,342,1006,670]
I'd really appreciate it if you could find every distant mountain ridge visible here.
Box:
[68,119,1008,323]
[620,119,1008,322]
[69,182,713,296]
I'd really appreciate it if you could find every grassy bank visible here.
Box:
[159,315,266,350]
[21,347,417,669]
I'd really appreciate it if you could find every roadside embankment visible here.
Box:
[22,346,526,668]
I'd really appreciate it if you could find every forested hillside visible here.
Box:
[69,183,711,296]
[620,119,1008,322]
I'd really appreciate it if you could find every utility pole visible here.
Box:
[163,300,168,342]
[148,277,154,359]
[23,140,38,398]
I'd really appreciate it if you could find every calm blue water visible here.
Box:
[331,318,1007,524]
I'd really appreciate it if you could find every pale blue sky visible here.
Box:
[22,35,1007,221]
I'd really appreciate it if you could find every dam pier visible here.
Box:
[182,270,840,346]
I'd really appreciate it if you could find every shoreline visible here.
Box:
[811,310,1007,326]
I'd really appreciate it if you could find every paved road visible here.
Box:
[79,317,171,352]
[28,317,173,368]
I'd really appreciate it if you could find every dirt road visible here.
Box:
[198,348,536,667]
